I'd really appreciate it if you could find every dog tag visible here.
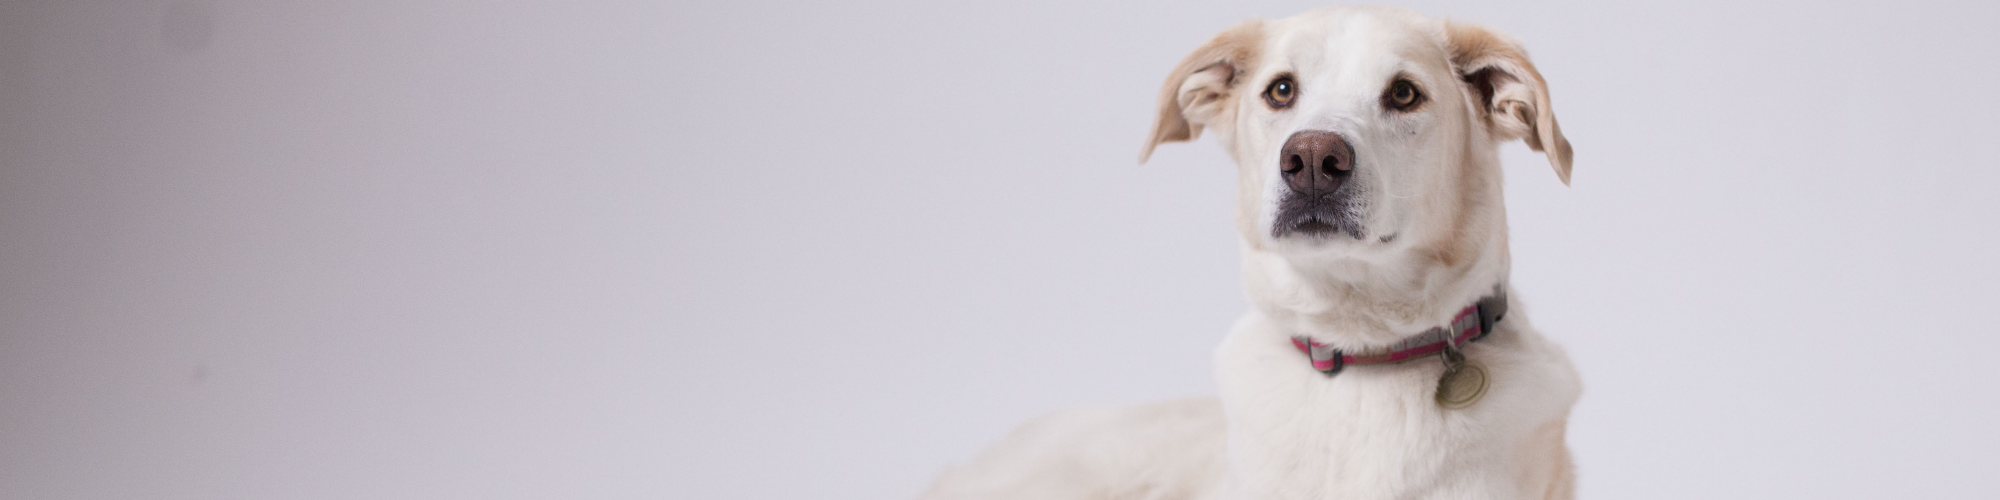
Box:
[1435,350,1489,409]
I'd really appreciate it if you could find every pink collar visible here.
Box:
[1289,286,1508,376]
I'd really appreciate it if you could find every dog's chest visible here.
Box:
[1213,313,1565,499]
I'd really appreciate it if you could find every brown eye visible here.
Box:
[1384,79,1424,111]
[1264,76,1297,109]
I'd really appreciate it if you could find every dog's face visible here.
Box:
[1143,7,1571,276]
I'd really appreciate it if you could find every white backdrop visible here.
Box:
[4,1,1998,499]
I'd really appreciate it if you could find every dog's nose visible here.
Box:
[1279,130,1354,195]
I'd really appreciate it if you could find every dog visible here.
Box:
[922,6,1581,499]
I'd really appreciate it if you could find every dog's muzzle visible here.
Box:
[1272,130,1363,239]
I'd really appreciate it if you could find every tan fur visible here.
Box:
[1514,417,1576,500]
[1445,22,1574,184]
[1424,123,1487,270]
[1140,21,1264,163]
[1235,153,1268,250]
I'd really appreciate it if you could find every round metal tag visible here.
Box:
[1435,361,1489,409]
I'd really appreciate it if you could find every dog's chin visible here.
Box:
[1271,198,1367,242]
[1273,215,1363,241]
[1267,209,1397,262]
[1270,187,1368,242]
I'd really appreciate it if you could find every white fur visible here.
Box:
[924,7,1580,500]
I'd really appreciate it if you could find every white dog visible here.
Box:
[923,6,1581,500]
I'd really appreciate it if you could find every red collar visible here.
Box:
[1289,286,1508,376]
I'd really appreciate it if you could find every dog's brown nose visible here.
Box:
[1280,130,1354,195]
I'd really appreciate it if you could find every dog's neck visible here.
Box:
[1239,230,1508,350]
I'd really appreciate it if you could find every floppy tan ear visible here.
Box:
[1140,21,1264,164]
[1446,22,1574,184]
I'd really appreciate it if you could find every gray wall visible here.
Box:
[3,1,1996,498]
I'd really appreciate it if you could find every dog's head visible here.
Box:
[1142,7,1573,340]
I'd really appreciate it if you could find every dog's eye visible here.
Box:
[1264,76,1297,109]
[1384,79,1424,111]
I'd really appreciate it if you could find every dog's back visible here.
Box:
[920,398,1225,500]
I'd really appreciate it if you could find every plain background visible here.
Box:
[4,0,1999,498]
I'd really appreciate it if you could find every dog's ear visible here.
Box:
[1446,22,1574,184]
[1140,21,1264,164]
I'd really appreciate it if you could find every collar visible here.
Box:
[1289,284,1509,376]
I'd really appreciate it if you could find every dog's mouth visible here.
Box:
[1294,218,1337,234]
[1272,192,1364,240]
